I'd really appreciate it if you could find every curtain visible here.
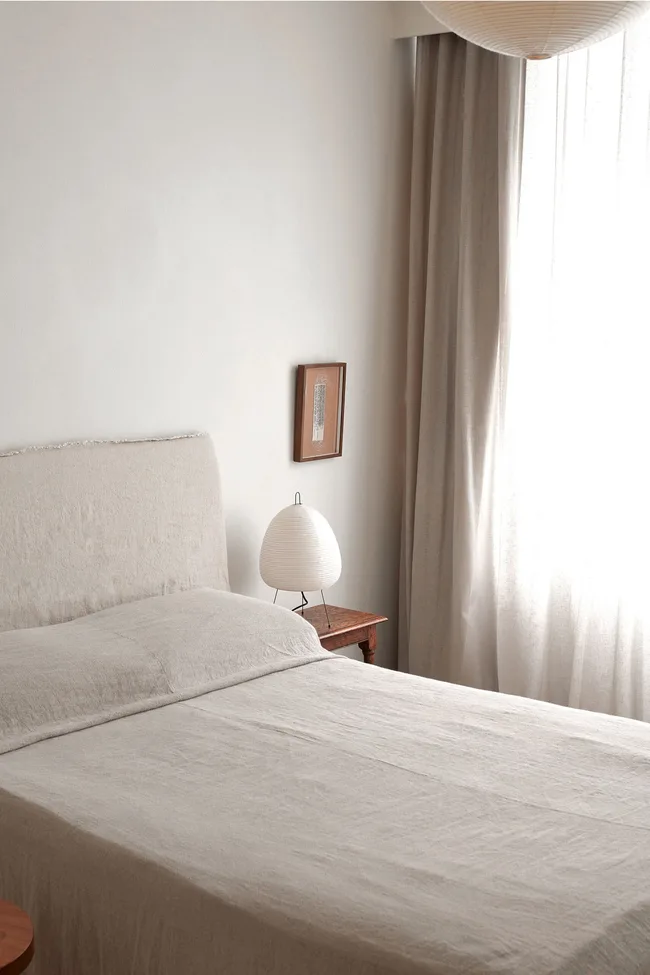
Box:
[399,34,525,685]
[496,20,650,719]
[402,21,650,722]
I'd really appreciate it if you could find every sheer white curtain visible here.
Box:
[496,19,650,718]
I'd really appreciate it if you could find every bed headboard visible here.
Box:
[0,434,230,632]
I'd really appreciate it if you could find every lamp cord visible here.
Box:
[291,591,309,614]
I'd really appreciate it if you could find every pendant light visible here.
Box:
[423,2,650,60]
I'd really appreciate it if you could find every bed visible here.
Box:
[1,435,650,975]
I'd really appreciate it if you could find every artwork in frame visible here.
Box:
[293,363,346,463]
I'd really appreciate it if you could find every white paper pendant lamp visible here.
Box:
[423,2,650,60]
[259,494,341,594]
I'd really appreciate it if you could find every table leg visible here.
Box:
[359,626,376,665]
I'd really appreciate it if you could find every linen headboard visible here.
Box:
[0,434,229,633]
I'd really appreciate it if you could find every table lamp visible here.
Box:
[259,492,341,627]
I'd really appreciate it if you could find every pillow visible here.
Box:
[0,588,326,755]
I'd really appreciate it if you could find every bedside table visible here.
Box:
[0,899,34,974]
[300,605,387,664]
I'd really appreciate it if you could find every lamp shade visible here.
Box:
[423,2,650,60]
[259,497,342,593]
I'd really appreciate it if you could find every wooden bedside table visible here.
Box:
[0,899,34,975]
[300,605,387,664]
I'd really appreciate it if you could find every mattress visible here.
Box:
[1,588,650,975]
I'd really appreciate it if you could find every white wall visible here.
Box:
[0,2,411,666]
[390,1,449,38]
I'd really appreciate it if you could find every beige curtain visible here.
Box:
[399,34,525,687]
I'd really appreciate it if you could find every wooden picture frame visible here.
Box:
[293,363,346,462]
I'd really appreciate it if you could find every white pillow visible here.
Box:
[0,588,325,755]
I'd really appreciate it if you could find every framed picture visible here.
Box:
[294,362,346,462]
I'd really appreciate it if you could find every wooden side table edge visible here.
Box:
[2,938,34,975]
[0,898,34,975]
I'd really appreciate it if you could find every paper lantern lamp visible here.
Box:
[259,493,341,622]
[423,2,650,60]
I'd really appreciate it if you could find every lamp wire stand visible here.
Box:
[273,590,278,605]
[321,590,332,629]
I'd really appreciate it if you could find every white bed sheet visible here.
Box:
[1,590,650,975]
